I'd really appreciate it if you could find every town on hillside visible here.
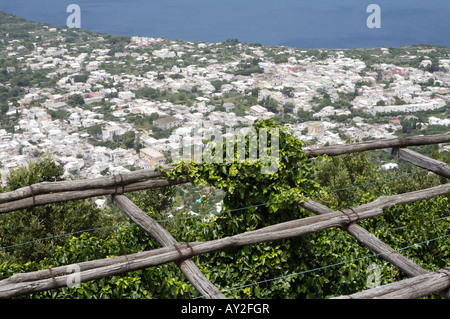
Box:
[0,12,449,194]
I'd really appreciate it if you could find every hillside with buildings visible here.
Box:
[0,10,449,196]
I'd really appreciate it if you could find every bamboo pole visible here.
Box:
[333,267,450,299]
[304,132,450,157]
[0,177,189,214]
[112,194,226,299]
[299,200,429,278]
[386,147,450,179]
[0,165,175,204]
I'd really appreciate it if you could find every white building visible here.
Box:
[428,116,450,126]
[153,116,183,130]
[118,91,136,100]
[381,163,398,170]
[102,125,128,141]
[140,147,165,163]
[370,99,446,115]
[250,105,268,117]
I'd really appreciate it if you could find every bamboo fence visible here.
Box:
[0,132,449,299]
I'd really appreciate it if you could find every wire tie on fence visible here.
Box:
[113,174,118,195]
[120,174,125,194]
[112,175,117,197]
[186,242,195,257]
[119,174,125,195]
[349,207,360,221]
[174,244,184,264]
[339,209,353,224]
[124,255,130,272]
[437,268,450,281]
[113,174,125,195]
[391,147,399,155]
[48,268,57,288]
[29,185,36,206]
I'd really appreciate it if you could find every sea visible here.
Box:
[0,0,449,49]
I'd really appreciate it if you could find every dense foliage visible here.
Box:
[0,155,120,264]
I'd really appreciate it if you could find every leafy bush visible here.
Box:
[0,155,119,264]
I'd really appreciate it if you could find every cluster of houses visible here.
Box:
[1,26,449,186]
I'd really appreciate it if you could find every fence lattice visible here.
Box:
[0,132,449,299]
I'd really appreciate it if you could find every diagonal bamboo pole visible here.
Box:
[298,200,429,278]
[333,267,450,299]
[386,147,450,179]
[112,194,226,299]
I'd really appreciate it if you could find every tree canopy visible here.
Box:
[0,155,122,264]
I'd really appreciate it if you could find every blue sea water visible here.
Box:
[0,0,448,49]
